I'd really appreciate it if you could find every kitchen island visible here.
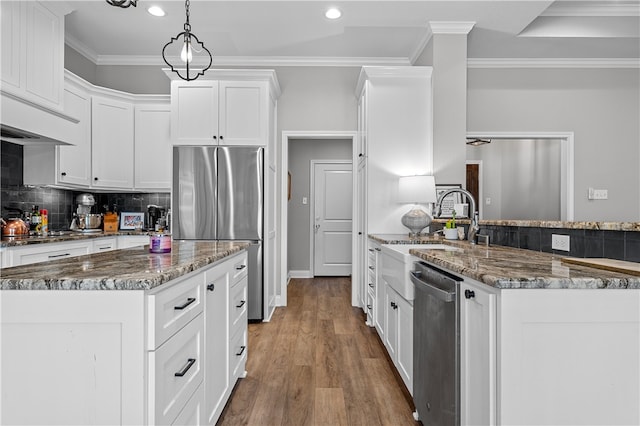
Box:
[0,240,250,425]
[370,234,640,425]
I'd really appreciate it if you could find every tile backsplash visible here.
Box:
[1,141,169,231]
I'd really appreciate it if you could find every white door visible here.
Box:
[313,162,353,276]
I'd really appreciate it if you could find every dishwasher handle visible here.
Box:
[410,270,456,303]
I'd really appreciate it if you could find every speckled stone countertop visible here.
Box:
[0,240,248,291]
[370,234,640,289]
[0,231,153,248]
[432,219,640,231]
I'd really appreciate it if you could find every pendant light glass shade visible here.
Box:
[162,0,212,81]
[106,0,137,8]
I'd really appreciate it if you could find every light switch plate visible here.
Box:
[552,234,570,251]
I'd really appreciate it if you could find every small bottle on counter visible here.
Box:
[149,232,171,253]
[40,208,48,234]
[30,205,41,233]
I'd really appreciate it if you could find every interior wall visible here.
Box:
[64,45,97,84]
[287,139,352,274]
[467,139,562,220]
[468,67,640,222]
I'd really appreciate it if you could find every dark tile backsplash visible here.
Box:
[1,141,169,231]
[480,224,639,263]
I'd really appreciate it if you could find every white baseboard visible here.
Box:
[288,270,313,279]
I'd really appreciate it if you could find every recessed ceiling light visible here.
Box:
[325,8,341,20]
[147,5,166,17]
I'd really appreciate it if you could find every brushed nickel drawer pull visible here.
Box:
[236,300,246,308]
[235,264,246,270]
[174,358,196,377]
[174,297,196,310]
[48,253,71,259]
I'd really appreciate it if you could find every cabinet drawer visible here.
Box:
[5,241,91,267]
[147,272,204,350]
[230,252,248,284]
[230,326,247,382]
[366,292,374,319]
[171,383,203,426]
[92,237,117,253]
[230,277,248,335]
[149,313,204,426]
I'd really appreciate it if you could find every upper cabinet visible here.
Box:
[135,103,172,190]
[91,95,135,189]
[1,1,69,112]
[170,70,280,146]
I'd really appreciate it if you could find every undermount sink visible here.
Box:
[380,244,461,301]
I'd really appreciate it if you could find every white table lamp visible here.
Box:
[398,175,437,237]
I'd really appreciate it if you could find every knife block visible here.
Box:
[103,212,118,232]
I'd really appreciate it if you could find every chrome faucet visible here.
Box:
[434,188,480,244]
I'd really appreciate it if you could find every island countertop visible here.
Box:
[370,234,640,289]
[0,240,248,291]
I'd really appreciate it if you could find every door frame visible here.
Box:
[466,131,575,221]
[280,131,358,308]
[465,160,483,219]
[309,160,353,276]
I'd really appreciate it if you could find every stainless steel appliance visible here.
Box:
[146,204,166,231]
[411,260,463,425]
[70,193,102,232]
[173,146,264,320]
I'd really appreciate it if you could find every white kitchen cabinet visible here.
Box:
[118,235,150,249]
[0,1,69,112]
[1,240,92,268]
[383,282,413,394]
[460,280,497,426]
[135,103,172,190]
[367,239,382,329]
[91,95,134,189]
[92,237,118,253]
[170,71,279,146]
[0,249,248,425]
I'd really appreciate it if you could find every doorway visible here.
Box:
[311,161,353,276]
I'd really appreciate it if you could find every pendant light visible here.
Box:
[106,0,137,8]
[162,0,212,81]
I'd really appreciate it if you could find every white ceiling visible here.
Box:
[61,0,640,67]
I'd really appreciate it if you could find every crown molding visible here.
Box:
[65,36,99,64]
[542,3,640,17]
[429,21,476,35]
[409,27,433,65]
[467,57,640,69]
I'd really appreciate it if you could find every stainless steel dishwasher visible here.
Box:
[410,260,463,425]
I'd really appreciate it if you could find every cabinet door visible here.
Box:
[1,1,23,90]
[58,83,92,186]
[384,283,398,359]
[171,80,218,145]
[218,81,266,146]
[91,96,134,189]
[396,295,413,394]
[460,282,496,426]
[203,264,230,425]
[375,265,386,340]
[24,1,64,109]
[135,103,172,190]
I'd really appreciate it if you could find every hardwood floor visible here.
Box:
[218,277,418,426]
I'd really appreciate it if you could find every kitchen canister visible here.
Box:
[149,233,172,253]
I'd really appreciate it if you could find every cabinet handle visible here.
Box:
[236,300,246,308]
[174,358,196,377]
[369,266,374,270]
[207,283,215,292]
[390,302,398,310]
[94,177,98,181]
[48,253,71,259]
[98,246,111,250]
[368,283,374,288]
[236,264,246,270]
[174,297,196,310]
[465,289,476,299]
[213,135,217,140]
[359,153,363,157]
[236,345,246,356]
[368,249,374,252]
[367,304,372,310]
[219,135,224,141]
[375,247,381,252]
[61,172,67,177]
[358,232,362,235]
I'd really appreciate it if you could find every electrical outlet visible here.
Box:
[551,234,570,252]
[302,197,308,205]
[588,187,608,200]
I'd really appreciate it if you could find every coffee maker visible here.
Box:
[146,204,166,231]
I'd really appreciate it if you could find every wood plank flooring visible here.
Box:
[218,277,418,426]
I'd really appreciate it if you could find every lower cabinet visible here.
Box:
[1,240,93,268]
[383,282,413,394]
[0,249,249,425]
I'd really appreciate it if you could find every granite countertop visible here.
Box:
[432,219,640,231]
[0,231,154,248]
[370,234,640,290]
[0,240,248,291]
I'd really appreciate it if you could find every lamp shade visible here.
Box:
[398,175,436,204]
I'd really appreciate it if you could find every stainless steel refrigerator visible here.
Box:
[172,146,264,320]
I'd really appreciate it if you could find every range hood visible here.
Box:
[0,124,69,146]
